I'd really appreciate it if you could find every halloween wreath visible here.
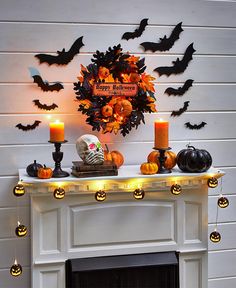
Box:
[74,44,157,136]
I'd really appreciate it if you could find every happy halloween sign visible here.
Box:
[93,83,138,97]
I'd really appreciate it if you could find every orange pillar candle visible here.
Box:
[154,119,169,149]
[49,120,64,142]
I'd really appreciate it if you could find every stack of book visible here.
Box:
[71,160,118,178]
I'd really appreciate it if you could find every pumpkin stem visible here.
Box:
[187,145,195,150]
[34,160,37,164]
[105,144,109,152]
[43,164,47,168]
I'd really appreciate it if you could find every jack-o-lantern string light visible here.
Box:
[95,190,106,202]
[209,176,229,243]
[15,221,27,237]
[13,180,25,197]
[53,187,65,200]
[170,183,182,195]
[10,259,22,277]
[133,188,145,200]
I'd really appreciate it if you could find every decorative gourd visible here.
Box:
[140,162,158,175]
[26,160,43,177]
[104,144,124,168]
[37,165,53,179]
[101,105,113,117]
[114,99,132,117]
[177,145,212,173]
[147,150,177,170]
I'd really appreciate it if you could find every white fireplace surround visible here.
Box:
[19,166,223,288]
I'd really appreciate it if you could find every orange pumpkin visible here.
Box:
[37,165,53,179]
[101,105,113,117]
[104,144,124,168]
[140,162,158,175]
[114,100,132,117]
[147,150,177,170]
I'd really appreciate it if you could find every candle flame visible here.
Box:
[14,259,17,265]
[17,221,21,226]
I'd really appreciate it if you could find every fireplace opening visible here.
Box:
[65,252,179,288]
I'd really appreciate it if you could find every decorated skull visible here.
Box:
[76,134,104,165]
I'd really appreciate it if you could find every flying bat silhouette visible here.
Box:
[154,43,196,76]
[32,75,64,92]
[171,101,189,117]
[165,79,194,96]
[122,18,148,40]
[35,36,84,65]
[33,100,58,111]
[16,120,41,131]
[140,22,183,52]
[185,122,207,130]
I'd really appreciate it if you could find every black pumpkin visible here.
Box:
[26,160,43,177]
[177,145,212,173]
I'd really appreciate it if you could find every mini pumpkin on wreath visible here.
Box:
[74,44,157,136]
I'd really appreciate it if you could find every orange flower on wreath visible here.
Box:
[139,73,156,92]
[98,66,110,79]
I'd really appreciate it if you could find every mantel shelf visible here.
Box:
[19,166,224,193]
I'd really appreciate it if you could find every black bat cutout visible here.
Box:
[122,18,148,40]
[185,122,207,130]
[154,43,196,76]
[140,22,183,52]
[32,75,64,92]
[33,99,58,111]
[35,36,84,65]
[16,120,41,131]
[165,79,194,96]
[171,101,189,117]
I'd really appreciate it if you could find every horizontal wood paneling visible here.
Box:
[1,83,236,114]
[0,112,235,145]
[0,54,236,83]
[208,167,236,196]
[208,222,236,251]
[0,23,236,55]
[0,267,30,288]
[208,195,236,223]
[0,177,29,207]
[209,250,236,278]
[0,0,235,27]
[0,238,30,268]
[0,140,235,176]
[209,277,236,288]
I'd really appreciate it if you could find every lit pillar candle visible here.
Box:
[154,119,169,149]
[49,120,64,142]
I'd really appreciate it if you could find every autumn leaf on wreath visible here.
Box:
[103,121,120,134]
[78,99,92,109]
[139,73,156,92]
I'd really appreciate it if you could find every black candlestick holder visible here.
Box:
[153,147,172,174]
[49,140,69,178]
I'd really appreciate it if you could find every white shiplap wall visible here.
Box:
[0,0,235,287]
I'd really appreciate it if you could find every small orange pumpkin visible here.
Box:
[37,165,53,179]
[101,105,113,117]
[104,144,124,168]
[114,99,132,117]
[147,150,177,170]
[140,162,158,175]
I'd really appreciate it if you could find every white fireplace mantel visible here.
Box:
[19,166,224,288]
